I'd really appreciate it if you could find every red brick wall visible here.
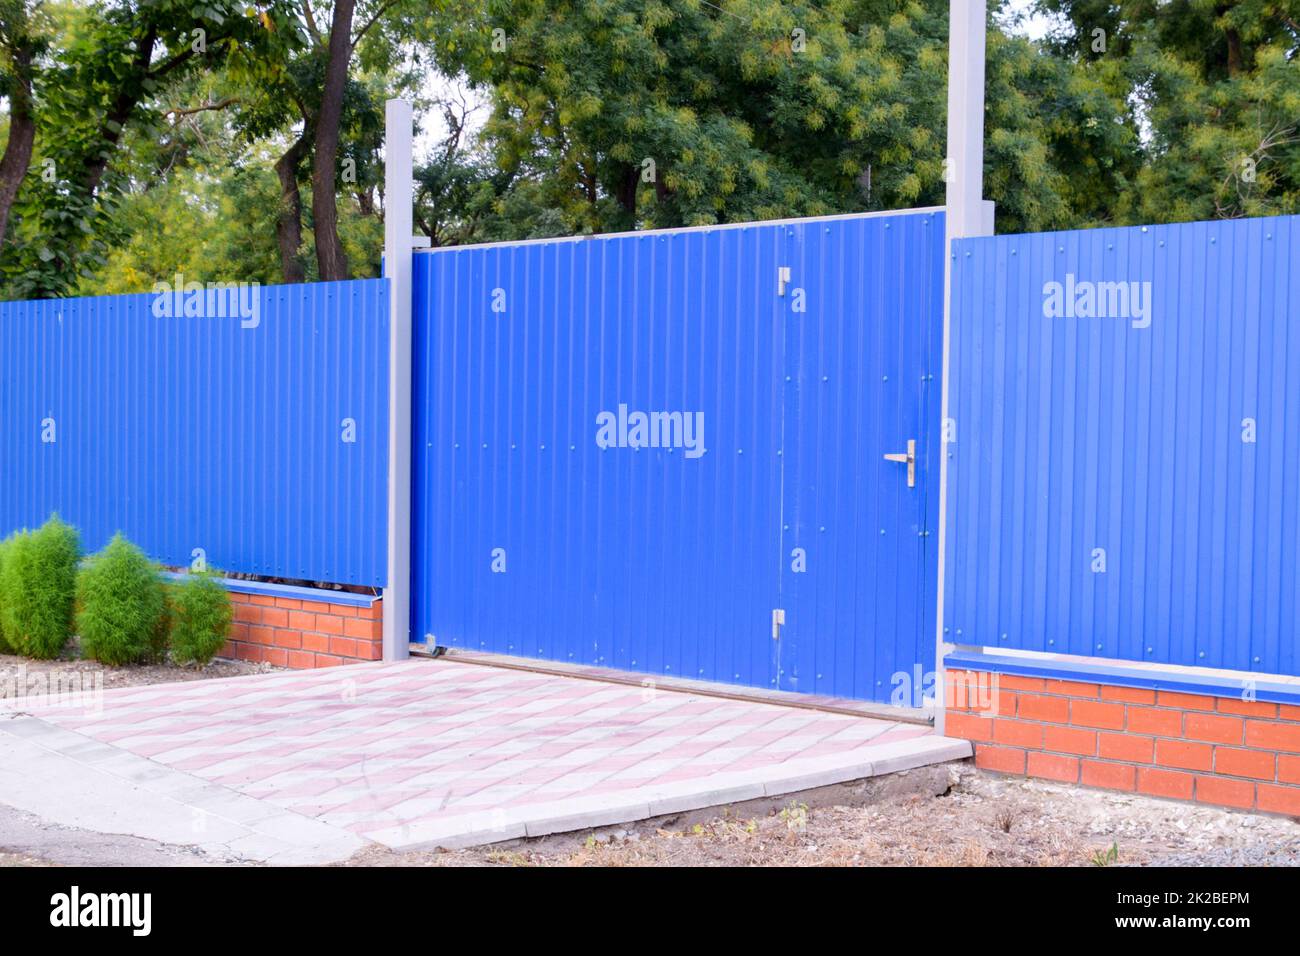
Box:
[223,591,383,668]
[946,668,1300,817]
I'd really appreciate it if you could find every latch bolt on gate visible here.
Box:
[771,608,785,640]
[883,438,917,487]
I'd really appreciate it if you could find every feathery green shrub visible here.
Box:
[167,570,232,666]
[0,534,13,653]
[0,515,81,659]
[77,533,166,666]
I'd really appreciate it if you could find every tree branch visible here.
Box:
[351,0,401,51]
[164,97,238,119]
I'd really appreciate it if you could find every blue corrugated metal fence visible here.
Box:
[0,281,390,587]
[946,214,1300,677]
[412,211,945,702]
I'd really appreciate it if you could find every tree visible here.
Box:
[0,0,44,250]
[1,1,295,299]
[1035,0,1300,222]
[429,0,1138,239]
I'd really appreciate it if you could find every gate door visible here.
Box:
[411,210,944,704]
[776,212,943,702]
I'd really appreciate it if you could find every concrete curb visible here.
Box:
[364,735,973,851]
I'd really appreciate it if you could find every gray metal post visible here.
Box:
[935,0,993,731]
[382,98,414,662]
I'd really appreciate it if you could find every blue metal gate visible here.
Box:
[411,210,944,703]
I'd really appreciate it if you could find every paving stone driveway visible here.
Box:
[33,659,967,850]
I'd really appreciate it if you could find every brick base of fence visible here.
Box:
[221,586,383,669]
[945,666,1300,817]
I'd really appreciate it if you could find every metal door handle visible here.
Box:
[883,439,916,487]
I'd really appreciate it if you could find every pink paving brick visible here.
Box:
[34,658,937,840]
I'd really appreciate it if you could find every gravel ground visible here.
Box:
[0,647,277,700]
[348,767,1300,867]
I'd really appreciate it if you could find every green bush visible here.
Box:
[167,570,232,666]
[0,535,13,654]
[0,515,81,659]
[76,533,166,666]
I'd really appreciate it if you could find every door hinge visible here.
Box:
[771,608,785,640]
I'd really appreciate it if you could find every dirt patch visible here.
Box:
[346,766,1300,867]
[0,648,278,696]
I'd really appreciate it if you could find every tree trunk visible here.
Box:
[612,164,638,219]
[80,27,159,196]
[0,45,35,250]
[1225,27,1243,76]
[274,134,310,283]
[311,0,355,281]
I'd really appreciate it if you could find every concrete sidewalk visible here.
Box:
[10,659,970,860]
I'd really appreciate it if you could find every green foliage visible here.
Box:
[1091,841,1120,866]
[0,1,303,298]
[5,0,1297,296]
[0,534,12,654]
[167,570,233,666]
[76,533,166,666]
[1036,0,1300,224]
[425,0,1141,240]
[0,515,80,659]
